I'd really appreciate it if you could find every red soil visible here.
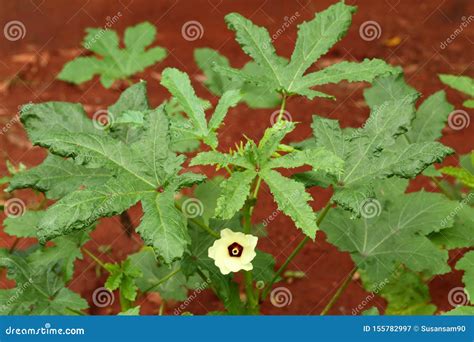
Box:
[0,0,473,315]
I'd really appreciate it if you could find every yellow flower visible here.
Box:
[208,228,258,275]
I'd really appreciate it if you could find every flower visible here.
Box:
[208,228,258,275]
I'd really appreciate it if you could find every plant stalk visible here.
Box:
[320,267,357,315]
[243,199,258,311]
[261,201,333,299]
[276,94,288,122]
[143,267,182,293]
[82,248,108,270]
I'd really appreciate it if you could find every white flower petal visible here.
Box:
[207,228,258,275]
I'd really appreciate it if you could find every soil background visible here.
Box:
[0,0,473,315]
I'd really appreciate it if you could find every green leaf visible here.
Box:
[29,229,91,282]
[108,81,150,144]
[443,306,474,315]
[58,22,167,88]
[361,307,380,315]
[224,13,284,88]
[439,74,474,97]
[363,269,436,315]
[4,210,43,238]
[37,172,150,242]
[455,251,474,305]
[161,68,208,136]
[258,121,296,164]
[260,169,317,238]
[286,2,356,84]
[56,57,101,84]
[324,191,456,283]
[195,48,280,109]
[406,91,453,143]
[194,48,237,95]
[118,306,141,315]
[215,170,257,219]
[208,90,241,131]
[464,99,474,108]
[294,59,398,92]
[220,4,394,100]
[7,154,111,199]
[430,205,474,249]
[0,253,88,315]
[137,191,189,263]
[364,73,418,108]
[105,259,142,301]
[266,148,343,176]
[161,68,239,148]
[306,90,453,214]
[251,250,276,285]
[20,102,99,143]
[129,248,202,301]
[364,75,453,144]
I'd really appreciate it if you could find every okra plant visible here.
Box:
[1,1,472,315]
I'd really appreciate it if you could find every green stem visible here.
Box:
[261,201,333,300]
[243,199,258,311]
[8,238,19,254]
[159,301,166,315]
[143,267,182,293]
[82,248,108,270]
[119,291,131,312]
[320,267,357,315]
[249,176,262,217]
[175,203,219,238]
[276,94,288,122]
[431,176,455,200]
